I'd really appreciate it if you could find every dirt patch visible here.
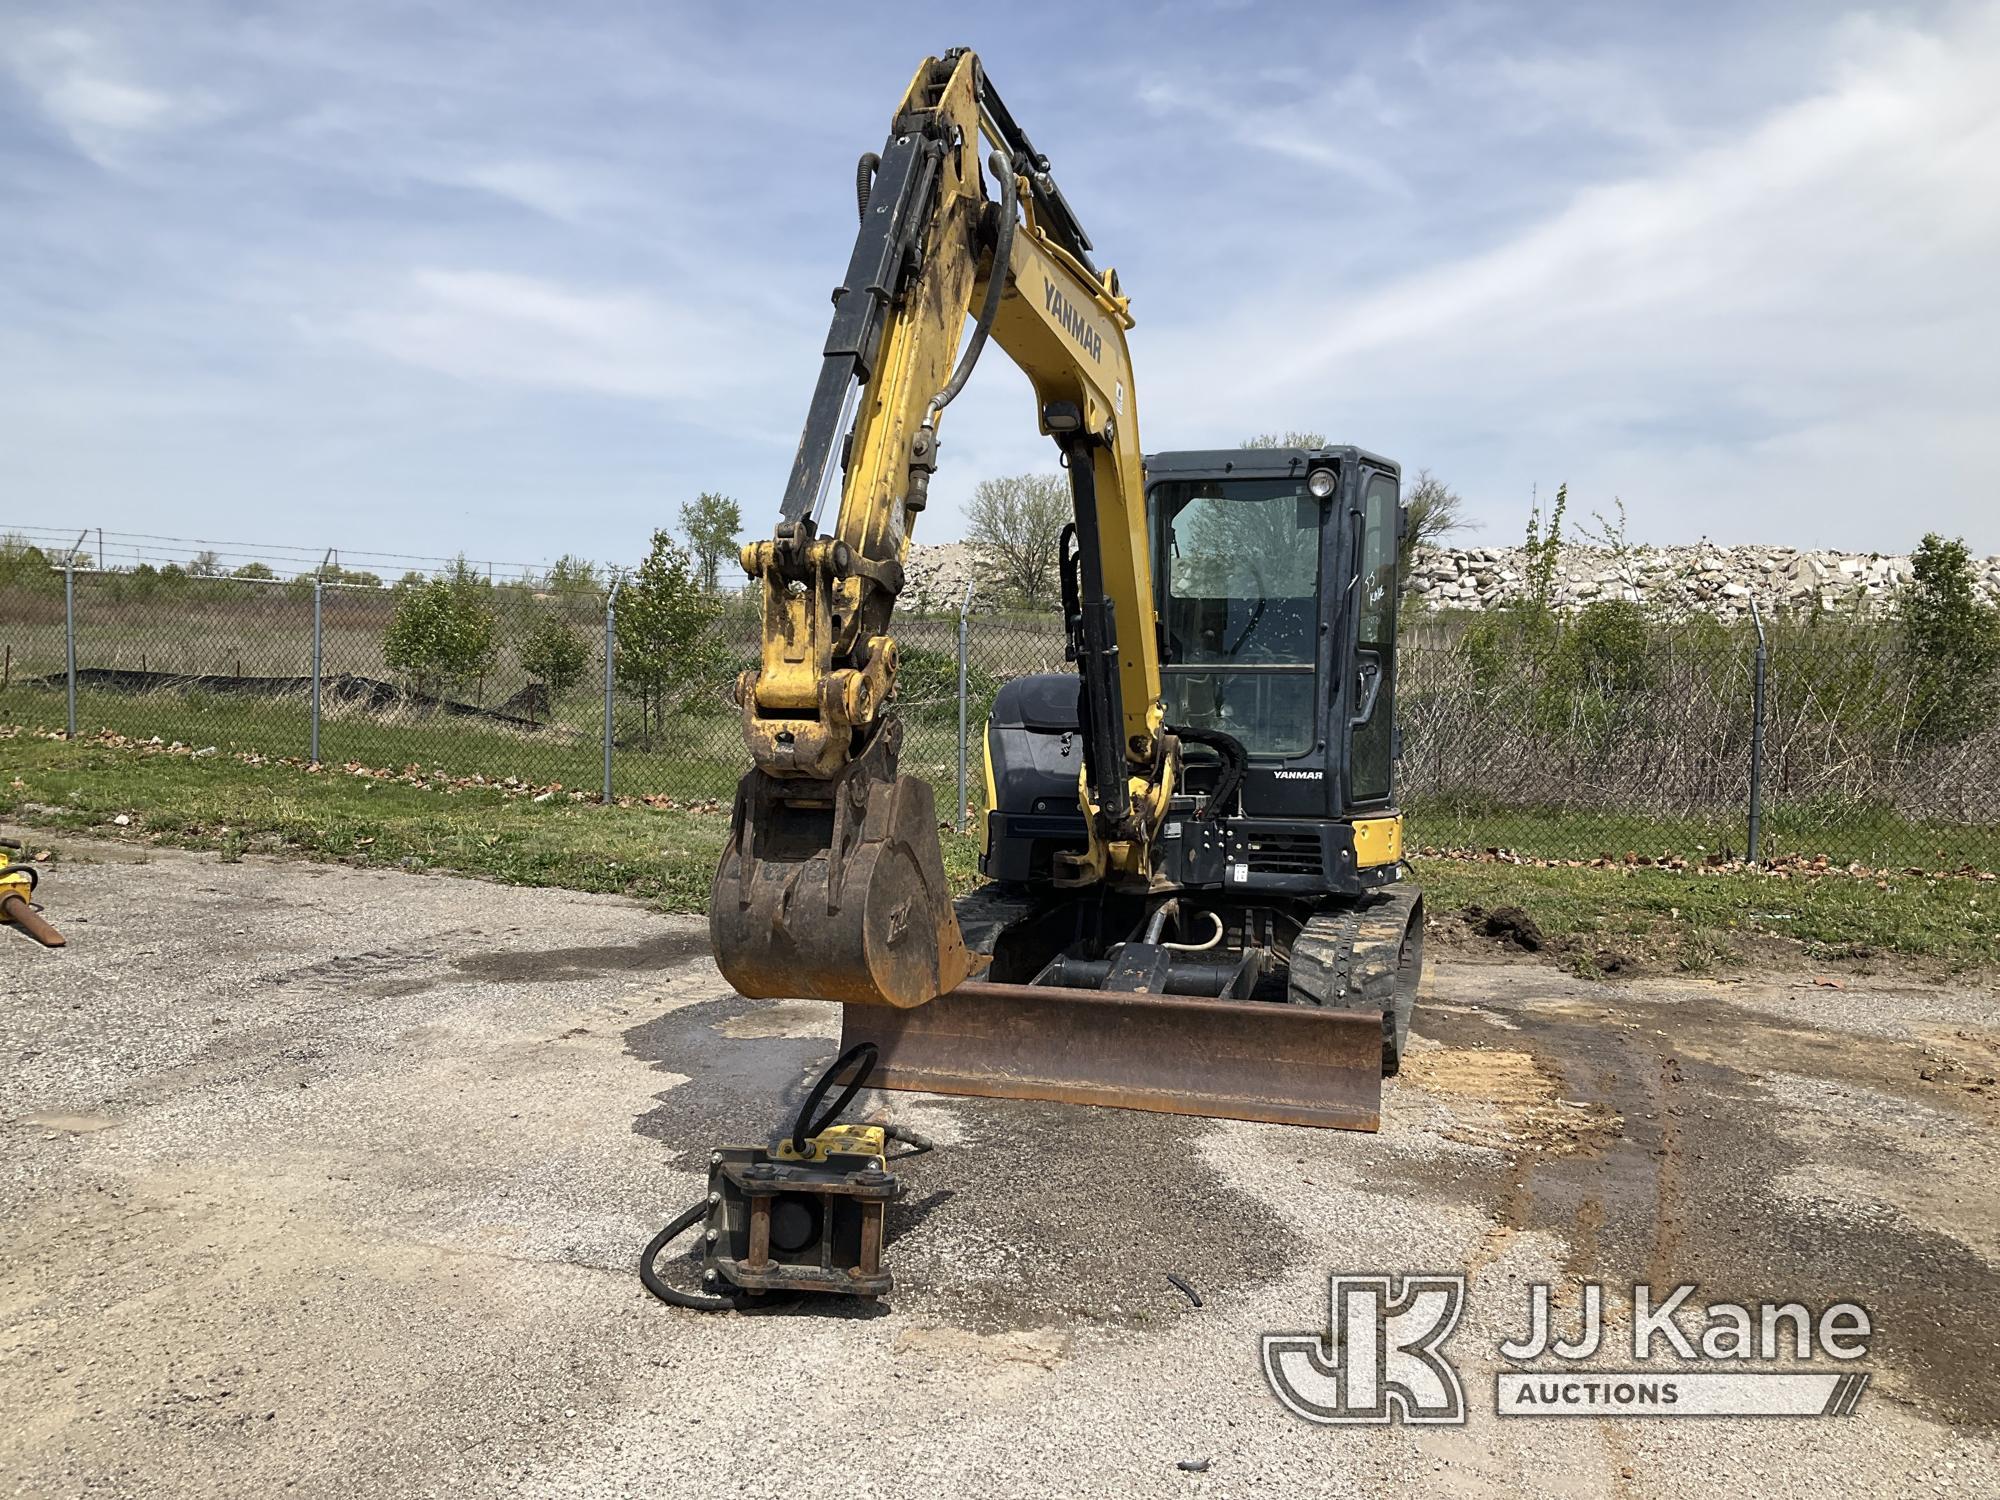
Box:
[1382,989,2000,1431]
[1403,1040,1623,1157]
[20,1113,119,1134]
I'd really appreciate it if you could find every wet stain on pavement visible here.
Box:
[622,994,1302,1337]
[455,929,711,984]
[1375,996,2000,1431]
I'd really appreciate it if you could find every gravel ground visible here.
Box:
[3,839,1997,1498]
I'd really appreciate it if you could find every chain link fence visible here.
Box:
[4,563,1997,873]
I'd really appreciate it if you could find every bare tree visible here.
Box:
[1241,430,1328,450]
[1401,468,1471,584]
[965,472,1070,609]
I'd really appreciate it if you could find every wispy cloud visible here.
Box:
[1137,7,2000,548]
[2,24,215,165]
[1135,76,1412,198]
[333,268,765,403]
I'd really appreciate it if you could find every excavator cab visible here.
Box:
[984,446,1408,900]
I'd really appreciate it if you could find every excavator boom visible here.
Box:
[712,50,1167,1009]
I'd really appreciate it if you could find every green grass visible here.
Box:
[1405,793,2000,871]
[3,729,1991,972]
[0,684,970,807]
[0,728,983,914]
[1416,859,1998,971]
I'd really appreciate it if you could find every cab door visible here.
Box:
[1345,467,1400,812]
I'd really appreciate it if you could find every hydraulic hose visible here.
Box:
[791,1041,878,1154]
[639,1199,739,1312]
[1171,725,1248,821]
[1162,910,1224,953]
[855,151,880,221]
[920,150,1020,429]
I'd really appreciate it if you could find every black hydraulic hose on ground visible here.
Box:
[639,1200,739,1312]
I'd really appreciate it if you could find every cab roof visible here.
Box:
[1142,446,1399,480]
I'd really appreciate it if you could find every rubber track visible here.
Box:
[1288,884,1424,1074]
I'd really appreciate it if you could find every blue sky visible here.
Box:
[3,1,1997,577]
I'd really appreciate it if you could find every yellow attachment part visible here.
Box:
[0,869,32,903]
[1352,814,1404,868]
[777,1123,887,1167]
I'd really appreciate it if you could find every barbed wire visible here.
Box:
[2,524,560,581]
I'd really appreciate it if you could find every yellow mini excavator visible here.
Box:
[710,49,1422,1131]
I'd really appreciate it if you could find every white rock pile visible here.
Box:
[1404,542,2000,619]
[905,539,2000,619]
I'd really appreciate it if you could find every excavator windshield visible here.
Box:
[1154,476,1323,758]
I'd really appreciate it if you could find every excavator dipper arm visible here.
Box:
[711,49,1175,1008]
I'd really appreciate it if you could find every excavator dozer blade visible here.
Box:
[710,733,978,1009]
[840,980,1384,1131]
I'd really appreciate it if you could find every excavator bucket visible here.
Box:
[710,727,978,1009]
[839,980,1385,1131]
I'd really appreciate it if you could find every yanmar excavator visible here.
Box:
[710,49,1422,1131]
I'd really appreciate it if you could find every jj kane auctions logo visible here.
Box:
[1264,1275,1873,1423]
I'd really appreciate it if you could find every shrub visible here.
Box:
[615,530,726,740]
[383,558,498,699]
[519,612,592,713]
[1901,533,2000,744]
[893,645,1001,727]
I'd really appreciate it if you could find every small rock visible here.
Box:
[1177,1459,1211,1473]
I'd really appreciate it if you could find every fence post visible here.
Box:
[63,550,78,739]
[956,582,976,833]
[310,571,325,764]
[602,581,621,805]
[1747,600,1767,865]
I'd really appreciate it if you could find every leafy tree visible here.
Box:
[519,612,592,719]
[0,534,56,595]
[232,561,276,580]
[1901,532,2000,743]
[188,550,222,577]
[543,554,601,595]
[382,556,498,699]
[965,472,1070,609]
[891,645,1003,727]
[615,529,726,740]
[1400,469,1471,587]
[679,492,744,594]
